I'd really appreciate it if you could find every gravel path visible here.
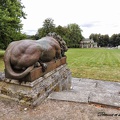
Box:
[0,98,120,120]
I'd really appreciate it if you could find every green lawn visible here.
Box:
[0,48,120,82]
[66,48,120,82]
[0,50,5,71]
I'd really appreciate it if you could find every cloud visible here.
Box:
[21,0,120,38]
[21,30,37,35]
[80,21,101,28]
[81,23,94,28]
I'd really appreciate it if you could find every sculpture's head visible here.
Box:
[58,38,68,52]
[47,32,68,55]
[61,40,68,52]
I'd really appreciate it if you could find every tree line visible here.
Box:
[31,18,84,48]
[0,0,83,49]
[0,0,120,50]
[89,33,120,47]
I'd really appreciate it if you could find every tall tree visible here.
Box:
[89,34,109,47]
[110,34,120,47]
[36,19,84,48]
[89,33,101,43]
[37,18,56,38]
[0,0,26,49]
[55,25,67,36]
[67,23,83,47]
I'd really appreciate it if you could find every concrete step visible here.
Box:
[48,90,120,108]
[89,92,120,107]
[48,78,120,108]
[48,91,90,103]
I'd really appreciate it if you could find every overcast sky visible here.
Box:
[21,0,120,38]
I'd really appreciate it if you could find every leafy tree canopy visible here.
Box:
[37,18,56,38]
[36,19,83,48]
[0,0,26,49]
[66,23,83,47]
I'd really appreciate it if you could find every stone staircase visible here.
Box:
[48,78,120,108]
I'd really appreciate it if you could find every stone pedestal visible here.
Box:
[5,57,67,82]
[0,64,71,107]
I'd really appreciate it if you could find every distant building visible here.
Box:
[80,38,97,48]
[118,45,120,49]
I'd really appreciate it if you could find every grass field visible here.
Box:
[0,50,5,71]
[66,48,120,82]
[0,48,120,82]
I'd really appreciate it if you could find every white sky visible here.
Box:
[21,0,120,38]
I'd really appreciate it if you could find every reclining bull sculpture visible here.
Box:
[4,33,68,80]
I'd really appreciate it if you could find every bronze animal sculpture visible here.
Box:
[47,32,68,56]
[4,34,67,80]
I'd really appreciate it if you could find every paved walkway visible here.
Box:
[48,78,120,108]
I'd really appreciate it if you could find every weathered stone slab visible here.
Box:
[48,78,120,108]
[48,91,90,103]
[95,81,120,94]
[71,78,97,93]
[72,78,120,94]
[72,78,99,83]
[89,92,120,107]
[72,81,96,88]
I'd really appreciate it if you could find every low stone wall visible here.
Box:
[0,64,71,107]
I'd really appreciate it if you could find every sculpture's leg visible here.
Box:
[56,50,62,59]
[34,62,40,67]
[54,57,57,63]
[39,62,47,72]
[61,49,65,57]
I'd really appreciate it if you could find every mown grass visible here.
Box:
[0,50,5,71]
[0,48,120,82]
[66,48,120,82]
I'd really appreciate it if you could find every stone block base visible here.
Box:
[0,64,71,107]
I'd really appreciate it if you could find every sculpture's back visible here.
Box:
[4,33,68,81]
